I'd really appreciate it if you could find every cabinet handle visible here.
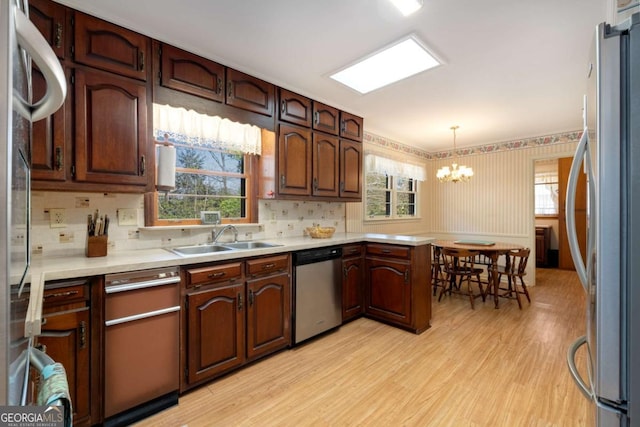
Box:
[79,321,86,349]
[43,290,79,300]
[404,270,409,283]
[340,182,345,193]
[238,293,243,310]
[140,155,146,176]
[54,22,63,49]
[313,177,318,191]
[343,267,348,278]
[280,175,285,188]
[248,290,254,306]
[207,272,226,279]
[55,147,63,171]
[341,119,346,133]
[314,111,319,125]
[281,100,286,114]
[139,52,145,71]
[381,249,391,254]
[228,82,233,98]
[217,77,222,95]
[262,263,275,270]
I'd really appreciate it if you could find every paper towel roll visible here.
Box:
[156,144,176,191]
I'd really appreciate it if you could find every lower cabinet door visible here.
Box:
[37,308,91,427]
[186,284,245,385]
[246,273,290,361]
[365,258,412,326]
[342,256,364,321]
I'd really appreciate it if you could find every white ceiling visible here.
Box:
[54,0,607,151]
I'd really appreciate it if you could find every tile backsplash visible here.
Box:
[31,191,345,257]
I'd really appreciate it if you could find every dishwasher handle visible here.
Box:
[105,305,181,327]
[105,276,180,294]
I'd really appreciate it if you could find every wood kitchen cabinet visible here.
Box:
[365,243,431,333]
[185,283,246,386]
[159,43,225,103]
[536,226,551,267]
[312,133,340,197]
[312,101,340,135]
[342,244,364,322]
[340,111,364,142]
[36,278,101,427]
[74,68,151,188]
[273,123,313,197]
[339,139,362,199]
[29,0,69,60]
[279,88,312,127]
[73,12,151,81]
[245,254,291,361]
[31,66,71,182]
[226,68,274,117]
[182,256,290,390]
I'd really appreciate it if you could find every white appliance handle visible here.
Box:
[13,4,66,122]
[566,335,594,400]
[565,127,590,290]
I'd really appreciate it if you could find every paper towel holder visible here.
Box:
[156,136,176,193]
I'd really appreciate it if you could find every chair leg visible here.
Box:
[438,273,451,302]
[519,276,531,303]
[466,276,475,309]
[513,275,523,309]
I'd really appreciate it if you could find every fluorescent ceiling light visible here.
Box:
[330,36,441,94]
[389,0,423,16]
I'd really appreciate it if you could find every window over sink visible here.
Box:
[147,104,259,225]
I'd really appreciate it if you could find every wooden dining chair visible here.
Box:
[431,246,446,296]
[495,248,531,309]
[438,248,486,309]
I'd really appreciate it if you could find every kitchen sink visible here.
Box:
[220,241,283,250]
[168,244,234,256]
[168,241,282,256]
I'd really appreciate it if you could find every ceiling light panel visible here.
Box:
[389,0,423,16]
[330,36,441,94]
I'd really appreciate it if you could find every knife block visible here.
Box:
[86,235,108,257]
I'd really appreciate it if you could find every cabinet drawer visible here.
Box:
[366,244,410,259]
[43,281,89,307]
[246,254,289,277]
[342,244,363,258]
[186,262,243,288]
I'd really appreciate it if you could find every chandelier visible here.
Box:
[436,125,474,183]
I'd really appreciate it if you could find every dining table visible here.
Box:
[432,239,525,308]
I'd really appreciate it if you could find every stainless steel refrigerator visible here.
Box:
[566,13,640,427]
[1,0,66,406]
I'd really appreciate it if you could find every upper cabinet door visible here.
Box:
[340,111,364,142]
[74,12,151,81]
[312,133,339,197]
[160,43,225,103]
[312,101,339,135]
[226,68,274,117]
[279,88,311,127]
[340,140,363,200]
[29,0,68,60]
[277,124,312,196]
[74,68,150,187]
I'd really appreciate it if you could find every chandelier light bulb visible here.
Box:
[436,126,474,183]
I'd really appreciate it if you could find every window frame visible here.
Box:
[364,171,420,221]
[146,142,258,226]
[534,171,559,219]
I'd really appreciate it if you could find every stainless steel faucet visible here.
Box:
[212,225,239,243]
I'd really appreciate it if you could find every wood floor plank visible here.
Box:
[134,268,592,427]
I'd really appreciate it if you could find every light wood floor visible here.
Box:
[134,268,592,427]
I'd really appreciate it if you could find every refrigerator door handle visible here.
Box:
[565,126,591,291]
[566,335,593,400]
[13,3,66,122]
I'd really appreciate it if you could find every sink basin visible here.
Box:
[168,244,234,256]
[220,241,283,250]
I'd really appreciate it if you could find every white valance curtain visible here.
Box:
[152,103,262,155]
[365,153,426,181]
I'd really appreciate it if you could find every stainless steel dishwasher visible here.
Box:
[104,267,181,427]
[293,246,342,344]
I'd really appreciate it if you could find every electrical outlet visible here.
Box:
[49,208,66,228]
[118,208,138,226]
